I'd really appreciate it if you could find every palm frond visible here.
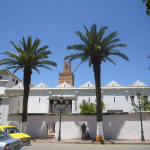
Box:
[20,37,27,50]
[75,31,88,44]
[10,42,24,55]
[101,31,118,47]
[106,38,120,45]
[89,60,92,68]
[4,65,22,71]
[106,44,127,50]
[90,24,97,36]
[33,67,40,74]
[67,44,86,51]
[105,57,116,65]
[35,64,52,70]
[84,25,92,43]
[13,67,22,73]
[36,60,57,67]
[64,53,85,62]
[109,52,129,61]
[27,36,32,52]
[32,38,41,52]
[74,56,90,72]
[35,46,49,55]
[97,26,108,43]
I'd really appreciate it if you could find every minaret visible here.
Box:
[58,61,74,86]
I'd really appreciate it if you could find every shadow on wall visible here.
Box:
[103,115,125,139]
[26,116,47,138]
[8,116,21,129]
[103,114,149,139]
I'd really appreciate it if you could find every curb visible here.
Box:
[31,140,150,145]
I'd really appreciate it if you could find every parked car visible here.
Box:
[0,125,31,146]
[0,130,23,150]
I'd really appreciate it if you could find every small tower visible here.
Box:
[58,61,74,86]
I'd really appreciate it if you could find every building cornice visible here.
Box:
[5,86,150,91]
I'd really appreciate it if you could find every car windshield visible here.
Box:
[0,131,12,141]
[4,127,21,134]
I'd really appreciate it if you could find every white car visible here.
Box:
[0,130,23,150]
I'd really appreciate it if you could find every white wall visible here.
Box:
[0,98,9,125]
[0,96,23,125]
[6,75,21,88]
[8,113,150,139]
[9,96,23,113]
[4,86,150,115]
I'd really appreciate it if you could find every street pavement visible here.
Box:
[22,138,150,150]
[23,143,150,150]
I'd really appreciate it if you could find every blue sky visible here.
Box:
[0,0,149,87]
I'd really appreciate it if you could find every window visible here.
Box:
[89,97,90,102]
[114,97,115,102]
[12,78,15,82]
[0,76,2,79]
[15,80,18,85]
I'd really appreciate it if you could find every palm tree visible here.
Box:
[64,24,129,141]
[0,36,57,132]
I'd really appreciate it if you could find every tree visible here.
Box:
[133,95,150,112]
[80,99,105,113]
[142,0,150,16]
[64,24,129,141]
[0,36,57,132]
[80,99,96,113]
[95,99,105,112]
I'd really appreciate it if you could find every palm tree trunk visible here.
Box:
[92,58,104,141]
[21,68,32,133]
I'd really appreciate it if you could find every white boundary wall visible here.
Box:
[7,113,150,139]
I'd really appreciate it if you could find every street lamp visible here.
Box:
[54,97,69,141]
[130,92,148,141]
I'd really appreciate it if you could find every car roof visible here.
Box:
[0,125,15,128]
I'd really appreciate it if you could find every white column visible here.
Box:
[72,100,75,113]
[46,99,49,113]
[46,90,52,113]
[75,91,78,113]
[125,89,128,112]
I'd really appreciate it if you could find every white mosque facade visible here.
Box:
[0,67,150,126]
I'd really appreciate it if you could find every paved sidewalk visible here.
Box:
[31,138,150,145]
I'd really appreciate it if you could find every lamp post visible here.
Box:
[53,97,69,141]
[130,92,148,141]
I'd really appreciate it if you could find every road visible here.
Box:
[23,143,150,150]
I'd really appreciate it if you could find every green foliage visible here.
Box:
[79,99,105,113]
[0,36,57,73]
[133,95,150,112]
[80,99,96,113]
[64,24,129,71]
[48,96,76,100]
[142,0,150,16]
